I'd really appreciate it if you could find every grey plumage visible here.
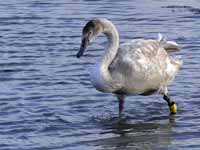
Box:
[77,18,182,114]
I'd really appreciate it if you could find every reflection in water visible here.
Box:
[89,115,176,150]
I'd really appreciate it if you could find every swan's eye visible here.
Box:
[87,31,93,42]
[88,31,92,36]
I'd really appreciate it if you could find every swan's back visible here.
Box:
[109,38,182,95]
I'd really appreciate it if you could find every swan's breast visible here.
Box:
[90,63,108,92]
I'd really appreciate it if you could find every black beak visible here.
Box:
[77,37,89,58]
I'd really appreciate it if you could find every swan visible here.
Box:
[76,18,182,115]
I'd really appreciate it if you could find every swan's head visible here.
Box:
[77,19,103,58]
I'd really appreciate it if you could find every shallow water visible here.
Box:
[0,0,200,149]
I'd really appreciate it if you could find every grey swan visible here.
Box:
[76,18,182,115]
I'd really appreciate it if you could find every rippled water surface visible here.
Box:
[0,0,200,149]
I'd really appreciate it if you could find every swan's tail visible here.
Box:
[158,33,181,53]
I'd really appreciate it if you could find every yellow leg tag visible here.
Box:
[170,103,177,114]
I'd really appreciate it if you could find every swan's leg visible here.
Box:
[117,95,125,115]
[163,94,177,114]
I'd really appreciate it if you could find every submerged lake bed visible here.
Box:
[0,0,200,149]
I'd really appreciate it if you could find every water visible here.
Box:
[0,0,200,149]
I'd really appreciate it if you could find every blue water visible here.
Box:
[0,0,200,149]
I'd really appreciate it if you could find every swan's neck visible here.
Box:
[101,23,119,69]
[99,20,119,90]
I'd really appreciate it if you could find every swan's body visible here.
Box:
[77,18,182,114]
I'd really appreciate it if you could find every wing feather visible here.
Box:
[109,38,181,95]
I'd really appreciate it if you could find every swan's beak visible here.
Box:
[77,37,89,58]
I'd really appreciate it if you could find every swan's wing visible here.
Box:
[110,39,163,77]
[109,39,182,94]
